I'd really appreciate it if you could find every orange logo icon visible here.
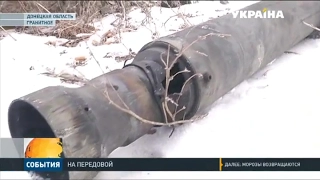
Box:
[25,138,63,158]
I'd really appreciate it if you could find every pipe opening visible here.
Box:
[8,100,55,138]
[8,100,70,179]
[161,60,198,121]
[162,62,186,94]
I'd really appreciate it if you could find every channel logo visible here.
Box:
[25,138,63,158]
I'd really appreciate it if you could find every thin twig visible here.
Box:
[169,32,230,70]
[303,21,320,32]
[169,68,189,82]
[0,26,17,41]
[103,84,195,126]
[86,42,105,74]
[173,73,202,118]
[163,45,175,122]
[35,2,51,13]
[163,14,179,28]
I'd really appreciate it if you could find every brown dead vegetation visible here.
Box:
[0,1,195,39]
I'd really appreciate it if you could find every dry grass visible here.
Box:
[0,1,123,38]
[0,1,195,39]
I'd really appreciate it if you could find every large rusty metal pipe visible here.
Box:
[136,1,320,117]
[7,1,320,179]
[8,66,164,179]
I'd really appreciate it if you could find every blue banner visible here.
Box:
[24,158,63,172]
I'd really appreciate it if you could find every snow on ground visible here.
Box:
[1,1,320,179]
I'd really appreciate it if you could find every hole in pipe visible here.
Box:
[162,62,186,94]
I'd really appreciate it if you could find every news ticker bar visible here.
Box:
[0,13,76,27]
[1,158,320,171]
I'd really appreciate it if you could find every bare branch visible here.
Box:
[0,26,17,41]
[303,21,320,32]
[103,84,195,126]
